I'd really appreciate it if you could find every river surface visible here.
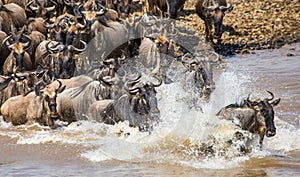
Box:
[0,43,299,177]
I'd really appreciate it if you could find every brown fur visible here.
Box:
[1,82,65,127]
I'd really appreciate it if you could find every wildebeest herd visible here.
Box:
[0,0,280,146]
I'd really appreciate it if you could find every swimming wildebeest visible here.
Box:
[217,91,281,145]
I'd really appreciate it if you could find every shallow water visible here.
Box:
[0,43,299,176]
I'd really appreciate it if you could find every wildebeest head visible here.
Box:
[168,0,185,19]
[66,21,86,45]
[35,80,66,127]
[43,20,67,44]
[182,52,219,101]
[64,0,84,18]
[3,34,31,71]
[244,91,281,138]
[125,74,162,131]
[202,0,233,39]
[82,9,107,30]
[26,0,57,19]
[48,40,86,79]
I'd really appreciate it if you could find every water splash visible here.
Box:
[0,62,299,169]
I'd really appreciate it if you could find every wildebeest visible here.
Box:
[0,69,46,106]
[181,52,219,101]
[2,34,33,75]
[1,3,27,31]
[3,0,31,9]
[195,0,233,42]
[0,31,10,67]
[56,74,115,123]
[138,35,175,83]
[80,13,129,63]
[1,80,66,127]
[87,74,162,131]
[26,0,57,19]
[217,91,281,145]
[27,17,48,36]
[148,0,186,19]
[35,40,87,79]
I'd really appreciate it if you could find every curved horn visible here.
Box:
[29,4,39,11]
[202,0,218,11]
[55,79,62,93]
[43,19,54,29]
[64,0,72,6]
[100,76,115,85]
[2,35,12,47]
[266,91,274,101]
[46,4,56,12]
[70,40,87,52]
[46,41,61,52]
[103,58,115,65]
[219,0,233,12]
[124,80,142,94]
[26,0,35,10]
[96,9,106,15]
[98,4,108,12]
[76,19,86,29]
[150,75,162,87]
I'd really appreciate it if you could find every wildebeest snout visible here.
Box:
[266,128,276,137]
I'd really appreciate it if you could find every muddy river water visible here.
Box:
[0,43,299,176]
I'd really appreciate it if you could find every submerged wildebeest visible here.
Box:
[195,0,233,42]
[217,91,281,145]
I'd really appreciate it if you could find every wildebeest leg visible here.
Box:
[46,116,55,128]
[204,18,213,42]
[259,134,264,148]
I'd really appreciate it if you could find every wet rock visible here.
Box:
[287,53,295,57]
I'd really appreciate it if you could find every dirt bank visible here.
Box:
[178,0,300,55]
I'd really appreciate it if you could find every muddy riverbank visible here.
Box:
[179,0,299,55]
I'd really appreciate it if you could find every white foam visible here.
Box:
[0,63,299,169]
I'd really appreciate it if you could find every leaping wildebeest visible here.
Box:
[217,91,281,145]
[195,0,233,42]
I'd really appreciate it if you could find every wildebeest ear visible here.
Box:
[271,98,281,107]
